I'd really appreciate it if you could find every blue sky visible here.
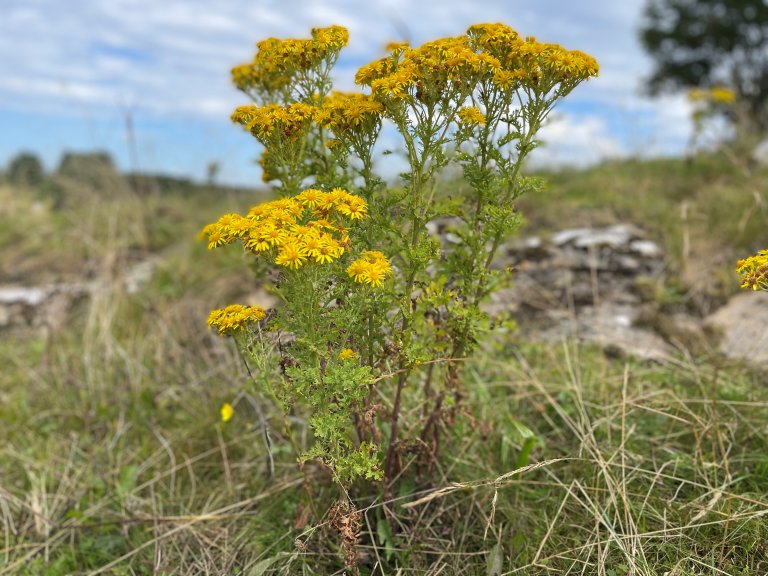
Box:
[0,0,693,186]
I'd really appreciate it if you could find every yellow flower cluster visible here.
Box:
[231,102,317,142]
[316,91,384,136]
[207,304,266,335]
[689,86,736,105]
[470,24,598,88]
[338,348,358,360]
[737,250,768,291]
[355,23,598,102]
[384,41,410,54]
[201,188,368,270]
[347,250,393,287]
[457,106,487,125]
[356,35,499,100]
[231,26,350,96]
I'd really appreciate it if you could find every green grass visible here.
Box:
[1,156,767,574]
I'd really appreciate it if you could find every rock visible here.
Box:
[0,305,10,328]
[706,292,768,364]
[0,255,159,332]
[426,216,464,236]
[533,303,673,362]
[124,259,157,295]
[444,232,462,245]
[487,224,678,361]
[245,287,279,310]
[505,236,550,260]
[753,139,768,166]
[629,239,663,258]
[552,224,644,249]
[0,286,50,306]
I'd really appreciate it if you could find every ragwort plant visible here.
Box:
[202,24,598,491]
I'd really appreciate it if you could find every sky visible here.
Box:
[0,0,695,187]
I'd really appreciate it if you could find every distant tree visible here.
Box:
[640,0,768,135]
[206,160,220,186]
[56,151,130,199]
[7,152,45,187]
[57,151,115,179]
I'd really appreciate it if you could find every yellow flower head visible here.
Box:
[297,188,324,208]
[220,402,234,423]
[202,224,228,250]
[275,240,308,269]
[231,103,318,143]
[316,91,384,137]
[736,249,768,291]
[458,106,487,125]
[230,26,350,99]
[207,304,266,335]
[338,348,358,360]
[385,41,410,54]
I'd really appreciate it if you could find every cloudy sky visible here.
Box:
[0,0,693,186]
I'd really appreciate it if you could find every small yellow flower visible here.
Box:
[458,106,486,125]
[206,226,226,250]
[275,240,308,269]
[297,188,324,208]
[346,259,369,283]
[338,348,358,360]
[336,196,368,220]
[220,402,234,423]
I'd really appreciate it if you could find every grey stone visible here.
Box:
[706,292,768,364]
[629,239,663,258]
[532,303,673,362]
[0,286,50,306]
[551,224,643,249]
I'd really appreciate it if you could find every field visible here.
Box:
[1,155,767,574]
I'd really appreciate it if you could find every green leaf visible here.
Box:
[376,516,395,561]
[117,465,138,498]
[247,553,293,575]
[486,540,504,576]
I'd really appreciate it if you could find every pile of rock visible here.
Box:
[483,224,766,366]
[486,224,673,361]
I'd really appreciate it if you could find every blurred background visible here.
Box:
[0,0,703,186]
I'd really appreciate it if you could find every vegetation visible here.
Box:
[203,24,599,516]
[1,151,767,573]
[6,152,45,188]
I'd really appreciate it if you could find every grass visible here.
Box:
[1,154,767,574]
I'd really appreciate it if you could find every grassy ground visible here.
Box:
[1,155,767,574]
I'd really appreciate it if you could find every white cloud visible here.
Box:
[532,114,626,167]
[0,0,692,181]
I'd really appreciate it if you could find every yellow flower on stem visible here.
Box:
[207,304,266,335]
[737,250,768,291]
[220,403,234,423]
[458,106,486,125]
[347,251,393,287]
[275,240,308,269]
[338,348,358,360]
